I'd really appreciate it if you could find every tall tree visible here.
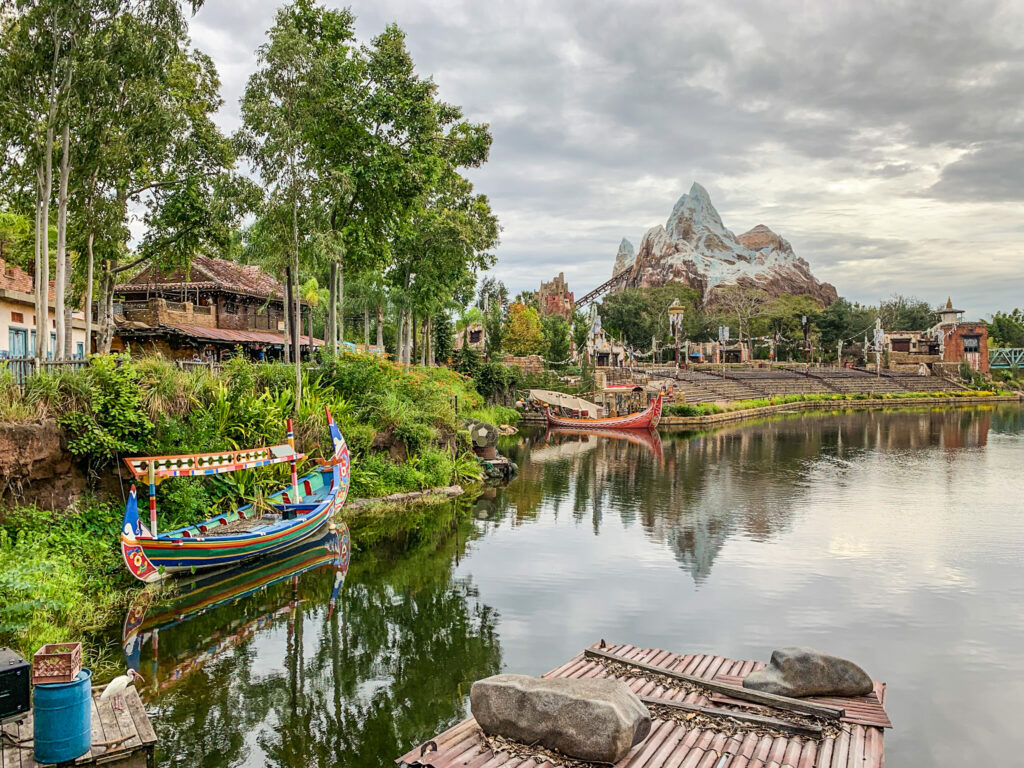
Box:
[239,0,327,407]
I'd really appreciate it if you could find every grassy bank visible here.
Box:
[664,389,1016,417]
[0,500,135,674]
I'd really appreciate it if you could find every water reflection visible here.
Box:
[129,505,503,767]
[125,404,1024,767]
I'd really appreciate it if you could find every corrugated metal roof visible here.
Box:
[120,322,322,347]
[396,642,889,768]
[164,323,322,346]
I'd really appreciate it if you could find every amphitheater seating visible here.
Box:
[653,365,965,404]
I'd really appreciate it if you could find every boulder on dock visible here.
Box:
[470,674,651,764]
[742,646,874,698]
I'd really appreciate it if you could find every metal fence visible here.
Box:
[1,357,90,387]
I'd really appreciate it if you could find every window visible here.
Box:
[962,336,980,353]
[8,328,27,357]
[11,311,23,323]
[75,342,85,359]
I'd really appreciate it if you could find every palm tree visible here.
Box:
[301,278,320,355]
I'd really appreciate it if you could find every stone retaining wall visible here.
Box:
[658,394,1022,428]
[520,395,1021,429]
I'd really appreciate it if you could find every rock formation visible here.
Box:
[612,183,837,304]
[613,238,636,276]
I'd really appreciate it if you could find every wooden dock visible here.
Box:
[397,642,891,768]
[1,687,155,768]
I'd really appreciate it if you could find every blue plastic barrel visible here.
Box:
[33,668,92,764]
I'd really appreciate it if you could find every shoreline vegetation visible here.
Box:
[0,352,518,667]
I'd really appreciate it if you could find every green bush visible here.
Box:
[0,500,134,670]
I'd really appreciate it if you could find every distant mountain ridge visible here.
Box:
[613,183,837,304]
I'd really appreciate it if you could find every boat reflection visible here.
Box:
[543,426,664,462]
[122,523,350,691]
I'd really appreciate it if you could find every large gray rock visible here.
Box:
[742,647,874,698]
[470,674,651,764]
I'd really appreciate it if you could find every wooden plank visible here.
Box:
[641,696,823,738]
[124,691,157,746]
[584,649,845,720]
[110,695,142,753]
[94,696,125,755]
[2,719,25,768]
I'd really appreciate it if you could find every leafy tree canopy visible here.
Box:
[503,301,544,356]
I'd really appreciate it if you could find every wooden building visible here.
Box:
[112,256,320,361]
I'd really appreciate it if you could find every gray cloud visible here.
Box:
[189,0,1024,317]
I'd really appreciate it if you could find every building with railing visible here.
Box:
[112,255,320,360]
[0,257,88,360]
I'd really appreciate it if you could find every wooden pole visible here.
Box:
[147,462,157,537]
[287,418,299,501]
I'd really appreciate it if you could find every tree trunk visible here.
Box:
[405,309,413,366]
[328,261,337,355]
[376,300,383,348]
[62,251,72,356]
[411,311,418,365]
[307,303,313,353]
[96,262,115,354]
[342,249,350,348]
[34,171,43,362]
[283,274,292,363]
[395,309,404,364]
[55,123,70,359]
[363,307,369,348]
[38,125,54,361]
[85,229,94,355]
[291,204,302,412]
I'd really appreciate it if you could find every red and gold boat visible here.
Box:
[543,392,663,430]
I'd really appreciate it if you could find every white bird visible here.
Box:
[99,669,144,711]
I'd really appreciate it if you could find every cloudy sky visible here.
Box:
[191,0,1024,318]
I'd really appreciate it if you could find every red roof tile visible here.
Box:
[1,258,58,302]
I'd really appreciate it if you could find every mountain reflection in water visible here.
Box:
[129,405,1024,767]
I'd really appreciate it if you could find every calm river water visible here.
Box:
[125,404,1024,767]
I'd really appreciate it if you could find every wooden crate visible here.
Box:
[32,642,82,685]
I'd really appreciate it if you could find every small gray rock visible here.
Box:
[470,674,651,764]
[742,647,874,698]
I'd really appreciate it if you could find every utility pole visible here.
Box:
[837,339,843,368]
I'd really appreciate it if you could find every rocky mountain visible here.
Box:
[612,183,837,304]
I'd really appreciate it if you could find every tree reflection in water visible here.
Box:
[500,406,998,582]
[136,506,501,768]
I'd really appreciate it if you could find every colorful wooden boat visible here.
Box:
[544,392,663,430]
[120,410,350,583]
